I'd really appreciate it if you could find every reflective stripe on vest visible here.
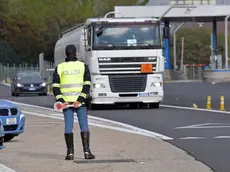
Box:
[60,83,83,88]
[57,61,85,102]
[62,92,81,96]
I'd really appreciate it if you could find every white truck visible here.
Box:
[54,13,165,109]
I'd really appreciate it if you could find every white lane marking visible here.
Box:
[179,137,206,140]
[175,123,230,129]
[4,99,173,140]
[4,82,230,116]
[175,123,212,129]
[7,98,230,117]
[22,111,173,140]
[160,104,230,115]
[213,136,230,139]
[179,126,230,129]
[3,80,230,115]
[0,164,16,172]
[178,136,230,140]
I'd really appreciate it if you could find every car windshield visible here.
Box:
[92,23,161,50]
[17,71,42,80]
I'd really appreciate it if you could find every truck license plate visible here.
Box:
[6,118,17,125]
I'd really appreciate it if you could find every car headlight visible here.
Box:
[151,82,162,87]
[93,83,105,88]
[17,83,23,87]
[40,83,46,87]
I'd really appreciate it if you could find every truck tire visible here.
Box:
[4,135,15,142]
[89,103,101,110]
[149,102,160,109]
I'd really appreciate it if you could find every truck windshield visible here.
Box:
[92,23,161,50]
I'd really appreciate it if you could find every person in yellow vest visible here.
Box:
[52,44,95,160]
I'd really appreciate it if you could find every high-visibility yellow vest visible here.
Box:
[57,61,85,102]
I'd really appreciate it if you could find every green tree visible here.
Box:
[0,0,149,64]
[170,28,230,67]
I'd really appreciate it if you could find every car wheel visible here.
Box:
[4,135,15,142]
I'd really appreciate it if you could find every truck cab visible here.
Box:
[80,17,164,109]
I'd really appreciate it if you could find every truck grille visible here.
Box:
[109,75,147,93]
[98,56,157,74]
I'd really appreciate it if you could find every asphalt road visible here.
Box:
[163,82,230,110]
[1,83,230,172]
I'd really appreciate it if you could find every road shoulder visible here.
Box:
[0,112,213,172]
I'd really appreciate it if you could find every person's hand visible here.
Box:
[62,102,69,109]
[73,101,82,108]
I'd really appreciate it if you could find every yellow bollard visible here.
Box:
[206,96,211,110]
[192,103,198,108]
[220,96,225,111]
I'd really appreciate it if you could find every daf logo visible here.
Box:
[99,58,111,61]
[30,84,34,87]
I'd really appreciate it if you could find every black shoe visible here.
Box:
[80,131,95,159]
[64,133,74,160]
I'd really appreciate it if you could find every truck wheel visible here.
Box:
[89,104,100,110]
[149,102,160,109]
[4,135,15,142]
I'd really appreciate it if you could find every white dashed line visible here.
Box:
[213,136,230,139]
[179,137,206,140]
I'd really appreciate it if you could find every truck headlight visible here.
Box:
[151,82,162,87]
[17,83,23,87]
[40,83,46,87]
[93,83,105,88]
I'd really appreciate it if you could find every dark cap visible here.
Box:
[65,44,77,53]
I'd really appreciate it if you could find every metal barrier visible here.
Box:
[183,64,206,80]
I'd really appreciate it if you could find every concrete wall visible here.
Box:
[203,70,230,82]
